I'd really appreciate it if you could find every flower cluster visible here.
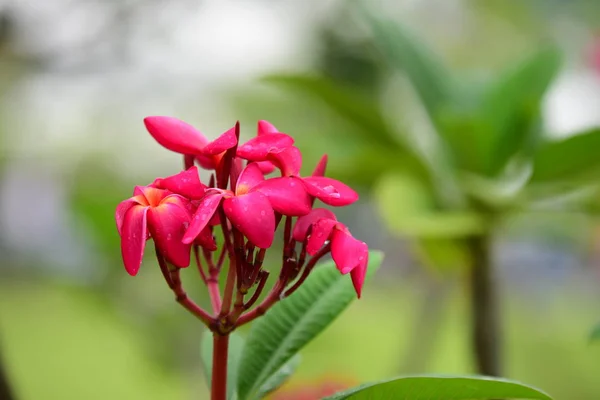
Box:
[116,116,368,331]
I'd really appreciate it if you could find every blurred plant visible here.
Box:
[264,1,600,377]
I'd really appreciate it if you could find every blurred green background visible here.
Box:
[2,0,600,399]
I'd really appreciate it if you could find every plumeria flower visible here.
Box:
[182,163,312,249]
[115,186,193,276]
[144,116,238,170]
[237,121,358,207]
[293,208,368,297]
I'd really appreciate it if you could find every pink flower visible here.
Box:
[182,163,311,248]
[293,208,368,298]
[237,121,358,207]
[115,186,193,276]
[144,116,237,170]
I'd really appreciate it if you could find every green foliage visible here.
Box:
[358,2,452,130]
[531,128,600,182]
[255,354,301,399]
[479,47,562,176]
[236,251,383,400]
[201,331,246,400]
[325,375,553,400]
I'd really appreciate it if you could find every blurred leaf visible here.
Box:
[589,322,600,343]
[201,331,245,400]
[416,238,470,272]
[324,375,553,400]
[374,172,485,238]
[480,47,562,175]
[264,74,399,147]
[530,128,600,182]
[256,354,301,399]
[236,252,383,400]
[459,158,532,209]
[358,3,452,129]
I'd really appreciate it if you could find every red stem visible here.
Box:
[211,333,229,400]
[284,244,330,297]
[207,278,222,316]
[194,245,209,283]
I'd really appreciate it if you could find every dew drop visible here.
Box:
[289,181,296,187]
[316,232,323,238]
[167,233,172,241]
[260,210,266,216]
[243,206,248,212]
[358,256,364,261]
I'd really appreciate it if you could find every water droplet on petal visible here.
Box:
[167,233,172,241]
[260,210,266,216]
[289,181,296,187]
[317,232,323,238]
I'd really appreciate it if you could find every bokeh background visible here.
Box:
[1,0,600,399]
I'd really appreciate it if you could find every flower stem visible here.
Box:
[211,333,229,400]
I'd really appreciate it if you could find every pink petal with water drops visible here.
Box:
[306,218,338,255]
[350,249,368,298]
[183,192,225,244]
[223,191,275,249]
[269,146,302,176]
[202,124,238,155]
[253,177,311,216]
[144,116,208,155]
[331,228,367,274]
[153,166,206,199]
[148,200,192,268]
[257,120,279,135]
[302,176,359,207]
[292,208,337,241]
[236,163,265,195]
[121,205,149,276]
[312,154,328,177]
[237,133,294,161]
[116,196,145,235]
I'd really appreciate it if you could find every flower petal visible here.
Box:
[116,196,145,235]
[134,185,169,207]
[255,161,276,174]
[331,227,367,274]
[236,163,265,195]
[312,154,328,177]
[153,166,206,199]
[257,120,279,135]
[120,205,149,276]
[269,146,302,176]
[292,208,337,241]
[350,249,368,298]
[195,227,217,251]
[302,176,359,207]
[237,133,294,161]
[148,199,192,268]
[306,218,338,255]
[183,192,225,244]
[144,116,208,155]
[202,124,238,155]
[223,192,275,249]
[253,177,311,216]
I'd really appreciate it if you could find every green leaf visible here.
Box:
[256,354,301,399]
[325,375,553,400]
[480,47,562,175]
[374,172,485,238]
[358,3,451,129]
[531,128,600,182]
[201,331,245,400]
[236,251,383,400]
[263,74,398,147]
